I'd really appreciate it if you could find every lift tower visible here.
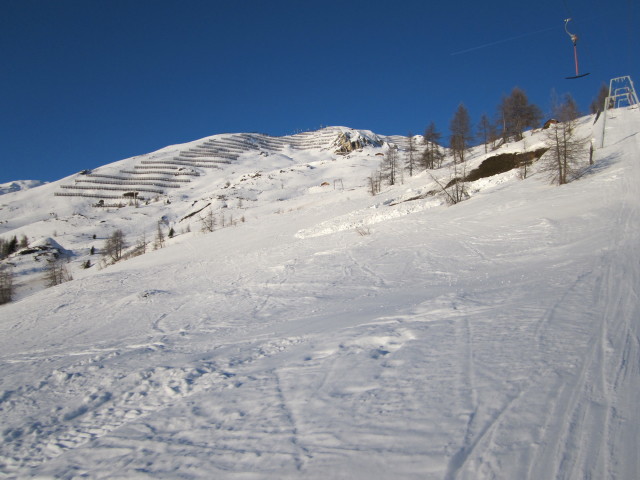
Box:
[600,76,639,148]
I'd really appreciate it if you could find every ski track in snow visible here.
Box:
[0,110,639,478]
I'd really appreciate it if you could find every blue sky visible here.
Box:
[1,0,637,183]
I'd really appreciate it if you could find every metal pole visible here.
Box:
[601,96,609,148]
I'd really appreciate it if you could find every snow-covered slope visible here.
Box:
[0,126,409,301]
[0,110,639,479]
[0,180,45,196]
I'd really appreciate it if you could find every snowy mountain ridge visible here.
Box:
[0,180,46,196]
[0,125,428,300]
[1,109,639,479]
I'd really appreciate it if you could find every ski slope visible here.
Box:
[1,109,639,479]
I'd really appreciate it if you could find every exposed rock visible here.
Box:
[464,148,549,182]
[333,131,382,155]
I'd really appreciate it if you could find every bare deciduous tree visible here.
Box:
[154,222,165,250]
[543,94,588,185]
[137,232,148,255]
[498,87,542,142]
[477,113,498,153]
[0,266,14,304]
[450,104,473,163]
[405,133,417,177]
[449,104,473,203]
[368,171,382,196]
[380,147,400,186]
[422,122,444,169]
[590,83,610,114]
[200,209,217,233]
[44,257,72,287]
[103,229,126,263]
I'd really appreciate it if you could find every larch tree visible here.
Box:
[154,221,165,250]
[498,87,542,142]
[368,170,382,196]
[200,208,217,233]
[590,83,610,114]
[422,122,444,169]
[44,256,72,287]
[450,103,473,164]
[380,147,400,186]
[0,236,18,259]
[543,93,588,185]
[103,229,127,263]
[0,265,14,304]
[405,133,418,177]
[477,113,497,154]
[448,103,474,203]
[137,232,148,255]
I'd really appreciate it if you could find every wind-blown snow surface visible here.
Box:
[1,111,639,479]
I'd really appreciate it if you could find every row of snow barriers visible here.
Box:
[54,128,343,205]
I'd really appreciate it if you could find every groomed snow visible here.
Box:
[0,110,639,479]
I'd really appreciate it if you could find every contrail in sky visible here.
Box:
[450,25,558,56]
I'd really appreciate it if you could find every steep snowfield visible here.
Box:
[0,110,639,479]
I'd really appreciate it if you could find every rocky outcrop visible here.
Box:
[464,148,549,182]
[333,130,382,155]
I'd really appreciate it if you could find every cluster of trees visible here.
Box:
[44,256,73,287]
[543,94,589,185]
[103,229,127,263]
[0,233,75,303]
[101,226,156,267]
[0,234,28,260]
[99,221,182,269]
[200,209,245,233]
[98,209,243,269]
[0,235,27,304]
[372,84,599,201]
[96,205,247,269]
[94,208,245,270]
[0,220,183,304]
